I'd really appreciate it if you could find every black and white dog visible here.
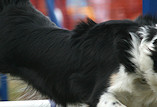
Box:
[0,0,157,107]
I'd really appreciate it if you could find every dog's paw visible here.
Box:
[97,100,126,107]
[97,93,126,107]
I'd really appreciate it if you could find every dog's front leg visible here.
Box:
[97,92,126,107]
[96,65,134,107]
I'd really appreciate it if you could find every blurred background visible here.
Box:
[0,0,143,101]
[31,0,142,30]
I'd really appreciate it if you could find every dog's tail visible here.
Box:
[0,0,30,12]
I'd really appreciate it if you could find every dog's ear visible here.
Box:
[135,15,157,26]
[136,15,157,40]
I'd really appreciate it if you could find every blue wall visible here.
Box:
[143,0,157,15]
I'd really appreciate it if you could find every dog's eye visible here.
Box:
[139,35,143,40]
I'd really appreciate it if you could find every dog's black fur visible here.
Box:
[0,0,157,107]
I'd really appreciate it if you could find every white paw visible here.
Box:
[97,100,126,107]
[97,93,127,107]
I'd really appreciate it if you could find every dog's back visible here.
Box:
[1,0,157,107]
[0,0,140,106]
[0,0,74,105]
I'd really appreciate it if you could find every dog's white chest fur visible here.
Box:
[98,65,157,107]
[97,27,157,107]
[113,75,157,107]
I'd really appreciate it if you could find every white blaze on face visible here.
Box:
[138,25,157,94]
[137,26,156,72]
